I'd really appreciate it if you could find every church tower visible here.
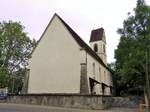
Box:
[89,28,107,64]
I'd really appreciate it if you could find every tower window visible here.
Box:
[103,45,105,53]
[94,44,98,52]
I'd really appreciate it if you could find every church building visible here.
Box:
[26,14,113,95]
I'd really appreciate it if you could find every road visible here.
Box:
[0,103,138,112]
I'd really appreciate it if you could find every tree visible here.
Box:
[0,21,36,93]
[0,67,10,88]
[115,0,150,109]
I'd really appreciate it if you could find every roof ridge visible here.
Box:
[92,27,104,31]
[56,14,111,72]
[30,13,112,74]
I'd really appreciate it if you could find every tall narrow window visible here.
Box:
[99,67,101,81]
[93,63,95,79]
[104,71,106,81]
[103,44,105,53]
[94,44,98,52]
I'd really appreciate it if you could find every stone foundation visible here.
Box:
[6,94,112,110]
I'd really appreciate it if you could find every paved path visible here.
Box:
[0,103,138,112]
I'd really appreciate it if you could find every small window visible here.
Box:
[94,44,98,52]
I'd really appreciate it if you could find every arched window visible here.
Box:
[94,44,98,52]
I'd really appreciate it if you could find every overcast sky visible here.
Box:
[0,0,150,63]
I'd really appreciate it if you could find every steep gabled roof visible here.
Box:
[56,14,111,72]
[31,13,111,73]
[89,28,105,42]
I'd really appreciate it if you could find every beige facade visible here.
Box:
[28,15,81,93]
[86,54,112,95]
[27,14,113,95]
[90,41,107,64]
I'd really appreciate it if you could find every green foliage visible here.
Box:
[0,67,10,88]
[115,0,150,95]
[0,21,36,93]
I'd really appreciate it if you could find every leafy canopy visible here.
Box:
[0,21,36,93]
[115,0,150,94]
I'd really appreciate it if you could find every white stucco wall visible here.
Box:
[90,41,107,64]
[86,53,113,95]
[28,15,81,93]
